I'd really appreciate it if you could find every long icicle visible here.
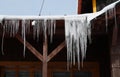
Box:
[53,20,56,34]
[1,22,5,55]
[50,20,53,43]
[114,7,117,29]
[105,11,108,32]
[22,20,26,57]
[65,16,90,70]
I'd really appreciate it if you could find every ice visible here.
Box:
[21,20,26,57]
[32,19,56,42]
[114,7,117,28]
[1,20,20,55]
[65,16,90,69]
[1,24,5,55]
[105,11,108,32]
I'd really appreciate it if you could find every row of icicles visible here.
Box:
[0,6,117,70]
[1,19,56,57]
[0,18,91,70]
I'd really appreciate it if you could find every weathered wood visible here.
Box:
[42,35,48,77]
[47,41,65,62]
[78,0,82,14]
[15,35,43,61]
[112,25,118,46]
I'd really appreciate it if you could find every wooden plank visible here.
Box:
[15,35,43,61]
[47,41,65,62]
[0,61,41,66]
[42,35,48,77]
[78,0,82,14]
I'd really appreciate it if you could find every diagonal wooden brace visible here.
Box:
[47,41,65,62]
[15,35,43,61]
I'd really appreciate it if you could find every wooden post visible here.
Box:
[42,35,48,77]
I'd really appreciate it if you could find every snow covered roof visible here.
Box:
[0,0,120,69]
[0,0,119,21]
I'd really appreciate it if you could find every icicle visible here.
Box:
[1,22,5,55]
[32,20,40,41]
[33,20,38,40]
[65,20,70,70]
[1,20,20,55]
[53,20,56,34]
[36,20,40,41]
[77,37,80,70]
[15,20,19,35]
[65,16,90,70]
[109,8,114,17]
[105,11,108,32]
[33,20,37,40]
[43,19,47,39]
[4,20,20,37]
[50,20,53,43]
[9,21,12,36]
[21,20,26,57]
[114,7,117,28]
[25,20,30,35]
[47,20,51,35]
[46,19,56,43]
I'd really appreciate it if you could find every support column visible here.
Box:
[42,35,48,77]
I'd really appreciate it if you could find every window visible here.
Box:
[74,71,92,77]
[5,70,16,77]
[3,70,42,77]
[53,72,70,77]
[34,71,42,77]
[19,71,29,77]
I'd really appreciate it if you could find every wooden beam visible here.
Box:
[42,35,48,77]
[0,61,41,66]
[78,0,82,14]
[47,41,65,62]
[15,35,43,61]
